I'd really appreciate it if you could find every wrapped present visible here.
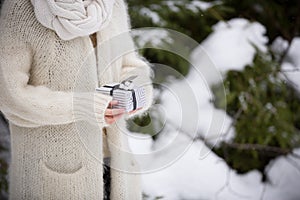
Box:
[95,76,146,112]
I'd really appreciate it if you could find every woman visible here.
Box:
[0,0,153,199]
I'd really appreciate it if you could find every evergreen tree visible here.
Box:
[127,0,300,181]
[212,0,300,178]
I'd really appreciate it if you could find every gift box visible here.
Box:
[95,76,146,112]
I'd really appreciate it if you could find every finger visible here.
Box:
[105,108,125,116]
[105,113,124,124]
[128,107,143,114]
[128,110,137,114]
[111,113,124,121]
[108,100,118,107]
[105,112,124,119]
[105,109,125,116]
[105,117,115,125]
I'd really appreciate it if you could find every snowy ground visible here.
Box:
[129,130,300,200]
[129,18,300,200]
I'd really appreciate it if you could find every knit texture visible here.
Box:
[0,0,153,199]
[30,0,116,40]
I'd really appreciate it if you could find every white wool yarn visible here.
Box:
[30,0,116,40]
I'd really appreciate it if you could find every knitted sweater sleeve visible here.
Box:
[0,41,112,128]
[121,53,154,118]
[116,0,154,118]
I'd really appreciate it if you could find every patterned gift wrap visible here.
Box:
[96,83,146,112]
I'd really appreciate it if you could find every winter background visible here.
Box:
[1,0,300,200]
[129,22,300,199]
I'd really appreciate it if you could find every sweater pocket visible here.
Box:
[38,159,87,199]
[42,124,85,174]
[41,160,84,175]
[38,159,103,199]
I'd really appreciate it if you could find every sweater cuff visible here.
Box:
[72,92,112,127]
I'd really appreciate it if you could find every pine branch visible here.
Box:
[222,142,292,155]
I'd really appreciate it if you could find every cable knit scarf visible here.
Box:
[30,0,116,40]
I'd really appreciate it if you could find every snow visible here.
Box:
[262,151,300,200]
[140,136,236,200]
[132,29,172,48]
[271,37,289,56]
[185,66,235,145]
[154,19,250,145]
[163,1,180,12]
[127,18,300,200]
[139,7,164,25]
[186,1,218,12]
[129,131,300,200]
[163,0,219,13]
[129,131,265,200]
[192,18,268,75]
[138,0,216,26]
[281,37,300,92]
[160,75,235,146]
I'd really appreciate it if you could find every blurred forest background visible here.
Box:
[0,0,300,199]
[127,0,300,178]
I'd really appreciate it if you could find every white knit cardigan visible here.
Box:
[0,0,153,199]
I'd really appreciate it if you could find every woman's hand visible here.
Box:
[104,100,143,125]
[104,100,125,125]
